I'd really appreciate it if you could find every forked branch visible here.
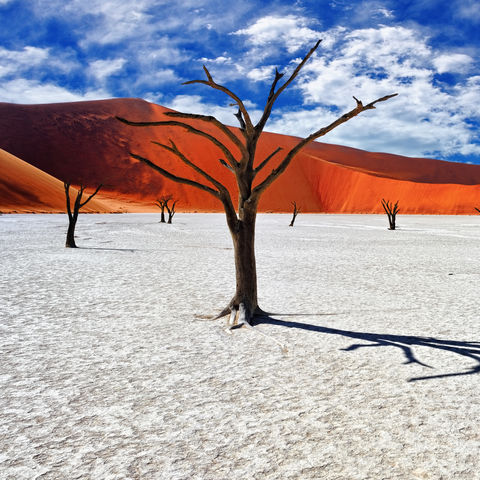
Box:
[255,39,322,134]
[164,111,247,158]
[183,65,254,136]
[252,93,398,197]
[152,139,229,194]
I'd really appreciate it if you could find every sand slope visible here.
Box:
[0,148,111,213]
[1,98,480,213]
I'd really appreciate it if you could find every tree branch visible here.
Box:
[164,111,246,159]
[79,184,102,208]
[130,152,220,198]
[152,139,229,194]
[182,65,255,136]
[117,116,238,169]
[254,147,283,176]
[255,39,322,134]
[252,93,398,197]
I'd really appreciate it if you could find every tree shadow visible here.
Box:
[79,246,137,252]
[253,314,480,382]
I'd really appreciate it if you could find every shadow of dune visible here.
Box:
[254,315,480,382]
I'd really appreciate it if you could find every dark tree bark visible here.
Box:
[289,201,300,227]
[117,40,397,326]
[381,198,399,230]
[64,183,102,248]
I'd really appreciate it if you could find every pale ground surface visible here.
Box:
[1,213,479,480]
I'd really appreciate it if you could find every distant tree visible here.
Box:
[155,195,177,223]
[381,198,399,230]
[166,199,177,224]
[155,195,172,223]
[117,40,396,326]
[64,182,102,248]
[289,201,301,227]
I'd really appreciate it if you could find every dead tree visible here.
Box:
[381,198,399,230]
[289,201,300,227]
[155,195,172,223]
[64,182,102,248]
[117,40,397,326]
[166,199,177,224]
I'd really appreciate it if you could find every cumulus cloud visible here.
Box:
[233,15,320,54]
[88,58,126,82]
[433,53,473,74]
[0,46,50,77]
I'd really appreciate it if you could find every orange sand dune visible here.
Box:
[1,98,479,214]
[0,148,112,213]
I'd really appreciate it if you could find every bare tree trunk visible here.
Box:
[227,205,258,326]
[65,215,78,248]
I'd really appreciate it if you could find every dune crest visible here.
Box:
[1,98,479,214]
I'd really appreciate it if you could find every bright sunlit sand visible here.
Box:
[1,213,479,479]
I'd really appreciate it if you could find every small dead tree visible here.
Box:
[155,195,177,223]
[117,40,396,326]
[155,195,172,223]
[381,198,399,230]
[289,201,300,227]
[166,199,177,224]
[64,182,102,248]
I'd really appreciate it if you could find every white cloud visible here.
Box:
[88,58,126,82]
[433,54,473,74]
[233,15,320,54]
[247,65,276,82]
[0,79,110,104]
[0,46,49,77]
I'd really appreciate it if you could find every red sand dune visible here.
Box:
[0,148,111,213]
[1,98,479,214]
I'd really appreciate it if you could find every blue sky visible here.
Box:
[0,0,479,164]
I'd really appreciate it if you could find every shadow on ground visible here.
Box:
[253,314,480,382]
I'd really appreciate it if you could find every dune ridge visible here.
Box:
[0,98,479,214]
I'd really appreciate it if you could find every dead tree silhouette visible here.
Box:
[254,315,480,382]
[117,40,397,326]
[155,195,176,223]
[64,182,102,248]
[381,198,399,230]
[289,201,300,227]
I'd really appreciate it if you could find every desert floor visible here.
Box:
[1,213,479,479]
